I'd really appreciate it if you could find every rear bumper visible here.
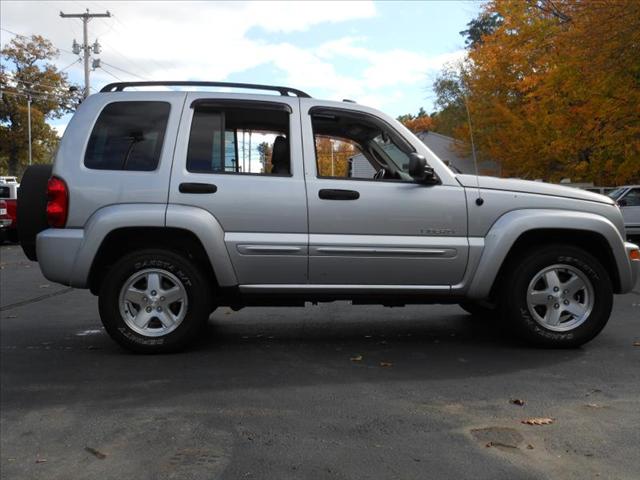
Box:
[624,241,639,289]
[36,228,86,287]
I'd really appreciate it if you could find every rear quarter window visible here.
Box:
[84,101,170,171]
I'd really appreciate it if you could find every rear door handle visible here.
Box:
[318,189,360,200]
[179,182,217,194]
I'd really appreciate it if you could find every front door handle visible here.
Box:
[318,189,360,200]
[179,182,217,194]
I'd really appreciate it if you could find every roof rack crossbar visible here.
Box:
[100,81,311,98]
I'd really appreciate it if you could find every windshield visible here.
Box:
[607,187,626,200]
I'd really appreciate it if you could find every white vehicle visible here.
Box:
[608,186,640,238]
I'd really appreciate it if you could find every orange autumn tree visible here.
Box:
[398,108,434,133]
[315,136,358,177]
[434,0,640,184]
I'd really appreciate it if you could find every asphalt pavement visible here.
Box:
[1,244,639,480]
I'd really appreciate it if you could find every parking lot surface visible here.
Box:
[1,244,639,479]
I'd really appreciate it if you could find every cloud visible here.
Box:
[1,1,462,114]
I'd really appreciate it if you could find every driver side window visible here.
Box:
[311,110,414,181]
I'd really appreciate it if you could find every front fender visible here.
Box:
[466,209,634,299]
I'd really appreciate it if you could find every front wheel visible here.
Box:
[98,249,212,353]
[500,245,613,348]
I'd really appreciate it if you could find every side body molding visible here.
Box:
[165,204,238,286]
[466,209,634,299]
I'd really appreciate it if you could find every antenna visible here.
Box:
[460,67,483,207]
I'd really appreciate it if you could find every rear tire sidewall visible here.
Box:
[99,249,211,353]
[503,245,613,348]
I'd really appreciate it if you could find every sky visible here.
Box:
[1,1,481,134]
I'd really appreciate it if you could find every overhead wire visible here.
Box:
[98,65,126,83]
[2,26,150,86]
[99,61,147,80]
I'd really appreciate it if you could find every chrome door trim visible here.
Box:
[239,284,450,293]
[238,245,304,254]
[314,246,455,257]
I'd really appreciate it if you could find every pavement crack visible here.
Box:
[0,288,75,312]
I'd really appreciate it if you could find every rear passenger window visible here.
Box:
[186,104,290,175]
[623,188,640,206]
[85,101,170,171]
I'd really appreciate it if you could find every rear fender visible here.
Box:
[164,204,237,286]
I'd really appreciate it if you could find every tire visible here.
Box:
[459,301,498,319]
[500,244,613,348]
[18,164,53,260]
[98,249,212,353]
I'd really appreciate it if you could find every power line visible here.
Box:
[99,65,126,83]
[0,27,79,57]
[60,58,83,72]
[2,24,149,92]
[100,61,147,80]
[0,89,72,103]
[3,65,81,91]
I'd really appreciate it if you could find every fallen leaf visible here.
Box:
[527,444,534,450]
[510,398,526,406]
[85,447,106,459]
[350,355,363,362]
[522,417,554,426]
[633,341,640,347]
[379,362,393,367]
[35,457,47,464]
[485,441,518,449]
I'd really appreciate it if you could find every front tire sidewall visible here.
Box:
[99,250,210,353]
[504,246,613,348]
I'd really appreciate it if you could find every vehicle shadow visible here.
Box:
[1,303,590,411]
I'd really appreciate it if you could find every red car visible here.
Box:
[0,177,19,243]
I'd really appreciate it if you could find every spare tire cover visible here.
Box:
[18,164,53,261]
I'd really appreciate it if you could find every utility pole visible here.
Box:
[60,8,111,98]
[27,95,32,165]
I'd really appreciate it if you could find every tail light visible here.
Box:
[46,176,68,227]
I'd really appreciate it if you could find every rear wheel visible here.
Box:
[500,245,613,348]
[98,249,212,353]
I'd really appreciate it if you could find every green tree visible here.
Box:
[460,11,504,49]
[257,141,272,171]
[430,63,468,137]
[0,35,81,176]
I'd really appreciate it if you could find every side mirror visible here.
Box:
[618,199,627,207]
[408,153,438,184]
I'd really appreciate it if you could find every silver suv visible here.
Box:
[18,81,639,353]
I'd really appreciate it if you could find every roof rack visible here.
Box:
[100,81,311,98]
